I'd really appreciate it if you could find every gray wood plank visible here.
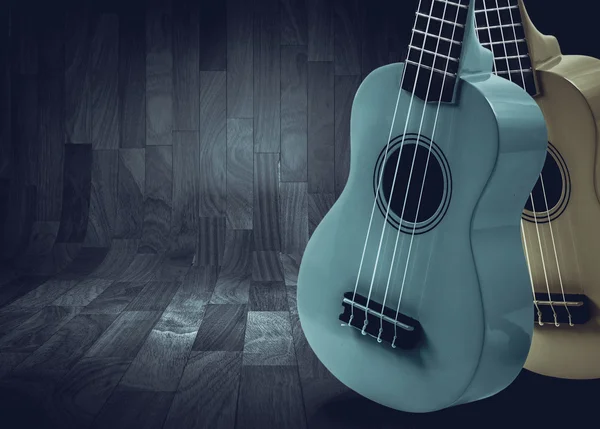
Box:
[173,0,200,131]
[227,0,253,118]
[334,75,360,198]
[82,282,146,314]
[308,0,333,61]
[36,74,65,221]
[308,193,335,237]
[90,239,140,279]
[92,391,174,429]
[139,146,173,254]
[236,365,307,429]
[13,313,118,375]
[125,281,181,312]
[119,309,205,391]
[55,144,93,243]
[91,14,120,149]
[114,148,145,239]
[280,182,308,254]
[254,153,281,250]
[85,311,161,359]
[117,254,162,282]
[22,221,58,257]
[119,7,146,149]
[281,45,308,182]
[163,351,241,429]
[172,131,200,255]
[243,311,295,365]
[210,272,251,305]
[252,251,285,282]
[52,278,114,307]
[198,0,227,71]
[0,307,38,338]
[199,71,227,216]
[165,266,218,313]
[0,306,82,353]
[58,247,110,279]
[226,119,253,229]
[249,281,288,311]
[3,278,79,311]
[333,0,361,75]
[308,61,335,194]
[254,0,281,153]
[50,356,132,428]
[221,229,254,275]
[279,253,301,286]
[192,304,247,351]
[85,150,118,247]
[146,0,173,146]
[281,0,308,45]
[197,217,225,266]
[65,2,92,143]
[0,276,51,311]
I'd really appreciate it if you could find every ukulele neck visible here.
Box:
[474,0,538,96]
[401,0,471,104]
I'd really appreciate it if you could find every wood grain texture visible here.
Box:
[139,146,173,254]
[119,7,146,149]
[198,0,227,71]
[172,131,200,255]
[226,119,253,229]
[254,0,281,153]
[308,61,335,194]
[146,0,173,146]
[280,45,308,182]
[279,182,308,254]
[199,71,227,216]
[52,278,114,307]
[125,281,180,312]
[197,217,225,266]
[0,306,81,353]
[243,311,295,365]
[308,193,335,236]
[252,251,285,282]
[119,309,204,391]
[279,253,301,286]
[281,0,308,45]
[23,221,60,256]
[236,365,307,429]
[85,150,118,247]
[227,0,253,118]
[58,247,110,280]
[210,230,253,304]
[210,272,251,305]
[333,0,361,75]
[85,311,161,359]
[4,278,79,311]
[92,391,174,429]
[0,308,37,339]
[166,265,218,312]
[163,351,241,429]
[173,0,200,131]
[114,148,145,239]
[117,254,162,283]
[37,74,65,221]
[91,14,120,150]
[334,75,360,197]
[254,153,281,250]
[14,313,117,375]
[82,282,146,314]
[65,2,92,143]
[56,144,93,243]
[192,304,247,351]
[249,281,288,311]
[0,276,50,310]
[308,0,333,61]
[90,239,140,279]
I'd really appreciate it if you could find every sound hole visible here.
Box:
[522,143,570,224]
[374,135,451,234]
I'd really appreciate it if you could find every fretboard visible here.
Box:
[401,0,470,103]
[474,0,536,95]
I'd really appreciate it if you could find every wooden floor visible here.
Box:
[0,0,599,428]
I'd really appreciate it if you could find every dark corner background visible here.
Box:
[0,0,598,429]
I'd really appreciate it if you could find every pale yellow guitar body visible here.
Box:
[519,2,600,379]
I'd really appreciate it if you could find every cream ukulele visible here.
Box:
[475,0,600,379]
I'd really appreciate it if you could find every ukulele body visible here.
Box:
[296,56,547,412]
[519,3,600,379]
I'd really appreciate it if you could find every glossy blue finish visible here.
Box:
[296,3,548,413]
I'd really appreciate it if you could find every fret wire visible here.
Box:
[478,22,521,30]
[433,0,468,10]
[494,54,529,60]
[474,4,519,13]
[479,38,526,46]
[408,44,459,63]
[496,69,533,75]
[412,28,462,46]
[405,59,457,77]
[416,12,465,28]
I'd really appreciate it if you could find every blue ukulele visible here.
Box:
[297,0,547,413]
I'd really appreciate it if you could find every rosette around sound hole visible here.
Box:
[373,134,452,235]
